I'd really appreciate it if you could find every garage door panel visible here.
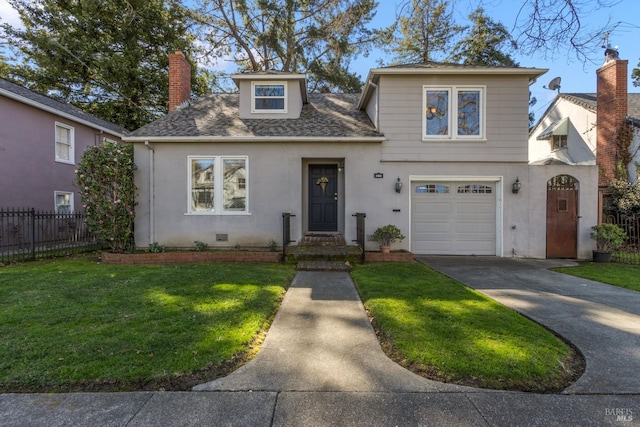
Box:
[413,221,452,233]
[412,181,497,255]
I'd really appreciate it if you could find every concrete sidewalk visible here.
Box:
[2,265,640,426]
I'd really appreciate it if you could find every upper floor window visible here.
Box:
[252,82,287,113]
[423,86,484,140]
[55,123,75,164]
[54,191,74,213]
[552,134,568,150]
[188,156,248,214]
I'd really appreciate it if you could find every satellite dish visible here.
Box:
[543,77,561,92]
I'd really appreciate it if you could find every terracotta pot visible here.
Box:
[380,245,391,253]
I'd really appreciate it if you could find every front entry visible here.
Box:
[308,164,338,231]
[546,175,579,258]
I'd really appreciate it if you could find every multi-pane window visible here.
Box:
[415,184,450,194]
[252,82,286,112]
[189,156,248,214]
[423,86,484,140]
[54,191,73,213]
[552,135,568,150]
[55,123,74,163]
[457,184,492,194]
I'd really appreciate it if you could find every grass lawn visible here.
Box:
[552,262,640,292]
[351,262,582,392]
[0,254,295,392]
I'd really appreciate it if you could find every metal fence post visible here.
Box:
[30,208,36,260]
[282,212,296,264]
[352,213,366,264]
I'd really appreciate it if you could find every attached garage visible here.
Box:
[411,179,499,255]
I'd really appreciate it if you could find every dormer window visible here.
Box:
[252,82,287,113]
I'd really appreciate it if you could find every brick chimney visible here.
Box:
[168,51,191,112]
[596,49,628,187]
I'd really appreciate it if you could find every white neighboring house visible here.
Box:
[529,50,640,185]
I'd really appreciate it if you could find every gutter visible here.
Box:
[0,88,125,137]
[144,141,155,244]
[123,136,386,143]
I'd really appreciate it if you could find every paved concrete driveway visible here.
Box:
[416,256,640,394]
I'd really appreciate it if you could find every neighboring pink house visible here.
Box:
[0,78,125,212]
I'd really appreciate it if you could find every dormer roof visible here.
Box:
[231,70,308,104]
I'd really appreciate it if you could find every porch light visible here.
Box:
[512,177,521,194]
[395,177,403,193]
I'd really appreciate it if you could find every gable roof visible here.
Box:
[0,77,126,135]
[358,61,548,110]
[532,93,640,134]
[125,93,382,142]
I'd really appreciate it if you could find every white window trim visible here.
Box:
[54,191,74,213]
[55,122,75,164]
[187,155,250,215]
[422,85,485,141]
[251,81,287,114]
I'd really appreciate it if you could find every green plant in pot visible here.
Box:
[371,224,405,253]
[590,223,627,262]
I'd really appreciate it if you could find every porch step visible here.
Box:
[288,232,363,268]
[296,260,352,272]
[298,233,347,247]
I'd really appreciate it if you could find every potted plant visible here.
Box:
[590,224,627,262]
[371,224,405,253]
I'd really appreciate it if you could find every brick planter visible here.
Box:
[101,251,280,265]
[364,251,414,262]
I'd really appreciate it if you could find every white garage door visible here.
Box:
[411,182,496,255]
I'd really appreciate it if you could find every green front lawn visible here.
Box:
[351,262,581,392]
[0,254,295,392]
[553,262,640,292]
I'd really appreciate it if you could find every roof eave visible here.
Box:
[0,87,125,137]
[369,66,548,81]
[231,72,308,104]
[123,135,385,143]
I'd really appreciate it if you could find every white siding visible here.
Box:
[528,97,597,164]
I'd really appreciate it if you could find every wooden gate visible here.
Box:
[546,175,579,258]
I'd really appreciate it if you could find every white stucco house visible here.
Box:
[123,52,599,259]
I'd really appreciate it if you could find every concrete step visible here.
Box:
[296,260,353,271]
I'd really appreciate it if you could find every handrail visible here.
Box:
[282,212,296,263]
[352,212,366,264]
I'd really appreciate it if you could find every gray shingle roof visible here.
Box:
[128,93,380,138]
[0,77,126,135]
[561,93,640,124]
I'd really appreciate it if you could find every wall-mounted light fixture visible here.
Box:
[395,177,403,193]
[338,163,344,172]
[512,177,521,194]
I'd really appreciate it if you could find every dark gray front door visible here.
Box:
[309,165,338,231]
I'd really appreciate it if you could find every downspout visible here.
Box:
[368,80,380,130]
[144,141,155,244]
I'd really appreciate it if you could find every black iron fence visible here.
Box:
[0,208,105,263]
[603,212,640,264]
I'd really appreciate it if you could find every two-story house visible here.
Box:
[125,52,598,259]
[0,78,126,212]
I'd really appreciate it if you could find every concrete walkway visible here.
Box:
[2,262,640,426]
[193,271,471,393]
